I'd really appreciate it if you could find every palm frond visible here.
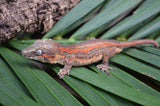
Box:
[1,0,160,105]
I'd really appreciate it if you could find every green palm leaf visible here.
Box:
[43,0,105,39]
[0,47,81,106]
[70,0,140,39]
[1,0,160,105]
[128,16,160,40]
[101,0,160,39]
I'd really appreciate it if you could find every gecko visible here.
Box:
[22,39,159,79]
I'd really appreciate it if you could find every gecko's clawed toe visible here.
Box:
[58,74,64,79]
[57,69,70,79]
[107,66,116,71]
[96,64,116,75]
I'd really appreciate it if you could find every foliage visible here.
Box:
[0,0,160,105]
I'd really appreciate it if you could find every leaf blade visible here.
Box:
[0,78,39,106]
[71,0,140,38]
[43,0,104,39]
[128,16,160,40]
[52,66,160,105]
[0,47,82,106]
[101,0,160,39]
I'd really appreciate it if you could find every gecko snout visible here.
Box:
[22,49,35,58]
[22,49,30,57]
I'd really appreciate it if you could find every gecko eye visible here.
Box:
[36,49,42,56]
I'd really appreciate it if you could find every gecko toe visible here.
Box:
[57,72,64,79]
[108,67,116,71]
[57,69,70,79]
[58,74,64,79]
[96,64,116,75]
[112,68,116,71]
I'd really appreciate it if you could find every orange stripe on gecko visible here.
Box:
[42,54,55,59]
[58,44,115,53]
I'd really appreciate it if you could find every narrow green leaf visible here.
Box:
[147,30,160,39]
[53,66,132,106]
[111,54,160,81]
[52,66,160,105]
[0,47,82,106]
[60,74,111,106]
[56,4,103,38]
[156,36,160,42]
[56,17,87,37]
[0,58,28,94]
[136,46,160,56]
[101,0,160,39]
[43,0,104,39]
[8,40,35,51]
[71,0,140,39]
[90,65,160,98]
[128,16,160,40]
[87,22,110,38]
[117,14,157,39]
[0,78,39,106]
[0,47,62,105]
[91,86,132,106]
[32,68,82,106]
[125,48,160,67]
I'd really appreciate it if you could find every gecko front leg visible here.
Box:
[58,64,72,79]
[57,56,75,79]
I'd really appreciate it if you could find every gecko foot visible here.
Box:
[96,64,116,75]
[57,68,70,79]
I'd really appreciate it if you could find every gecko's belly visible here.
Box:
[73,54,103,66]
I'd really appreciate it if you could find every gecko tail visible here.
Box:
[118,40,159,48]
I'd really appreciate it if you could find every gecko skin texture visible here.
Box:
[22,39,159,79]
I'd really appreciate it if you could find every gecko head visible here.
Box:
[22,39,58,63]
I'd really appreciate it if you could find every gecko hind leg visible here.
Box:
[96,64,116,75]
[96,53,116,75]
